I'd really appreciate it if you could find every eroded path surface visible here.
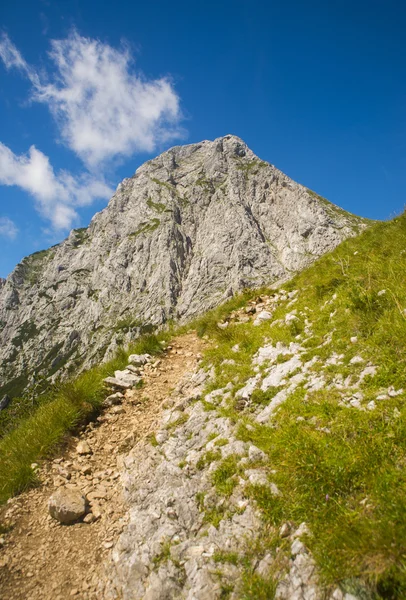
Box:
[0,333,205,600]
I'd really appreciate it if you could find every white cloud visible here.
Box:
[0,217,18,240]
[0,33,29,72]
[0,143,112,229]
[0,31,184,168]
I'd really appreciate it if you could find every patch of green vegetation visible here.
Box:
[149,433,158,447]
[203,506,227,528]
[306,189,369,227]
[151,177,174,191]
[113,316,156,336]
[250,387,282,406]
[211,454,242,496]
[146,198,167,214]
[214,437,229,447]
[0,329,169,503]
[166,413,189,431]
[196,449,221,470]
[239,572,277,600]
[213,551,240,566]
[87,289,100,301]
[191,212,406,596]
[72,227,89,248]
[196,174,215,192]
[129,218,161,238]
[16,249,54,286]
[235,160,267,182]
[11,320,38,348]
[0,373,30,401]
[153,539,172,567]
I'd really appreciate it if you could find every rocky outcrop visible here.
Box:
[0,135,368,397]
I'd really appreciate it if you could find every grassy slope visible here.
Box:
[1,213,406,597]
[0,333,169,503]
[192,213,406,598]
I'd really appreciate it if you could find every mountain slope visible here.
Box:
[1,212,405,600]
[0,135,367,399]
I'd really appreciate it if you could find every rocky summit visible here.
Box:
[0,135,366,399]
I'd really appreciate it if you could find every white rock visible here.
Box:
[350,355,364,365]
[128,354,151,366]
[253,310,273,326]
[248,444,267,462]
[256,553,273,577]
[388,386,403,397]
[291,539,305,556]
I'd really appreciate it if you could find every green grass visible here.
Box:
[0,331,168,503]
[211,454,243,496]
[129,218,161,238]
[3,209,406,595]
[192,211,406,597]
[146,198,168,214]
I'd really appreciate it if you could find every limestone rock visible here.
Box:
[128,354,151,366]
[76,440,92,455]
[0,135,368,398]
[48,488,87,524]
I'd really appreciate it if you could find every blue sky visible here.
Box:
[0,0,405,277]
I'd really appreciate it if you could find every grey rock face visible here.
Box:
[0,135,367,396]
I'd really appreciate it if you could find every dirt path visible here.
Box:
[0,333,205,600]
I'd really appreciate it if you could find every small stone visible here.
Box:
[110,406,125,415]
[128,354,151,366]
[83,513,95,524]
[103,376,132,390]
[350,336,358,343]
[256,553,273,577]
[279,522,292,538]
[248,445,267,462]
[350,355,364,365]
[291,539,305,556]
[76,441,92,455]
[388,386,403,397]
[103,392,124,407]
[48,488,87,524]
[253,310,273,326]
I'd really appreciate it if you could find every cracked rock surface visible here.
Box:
[0,135,366,397]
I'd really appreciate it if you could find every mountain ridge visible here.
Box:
[0,135,368,399]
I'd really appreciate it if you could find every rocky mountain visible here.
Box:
[0,135,367,398]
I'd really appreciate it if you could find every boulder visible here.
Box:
[48,487,87,524]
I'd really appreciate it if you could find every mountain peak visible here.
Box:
[0,137,368,398]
